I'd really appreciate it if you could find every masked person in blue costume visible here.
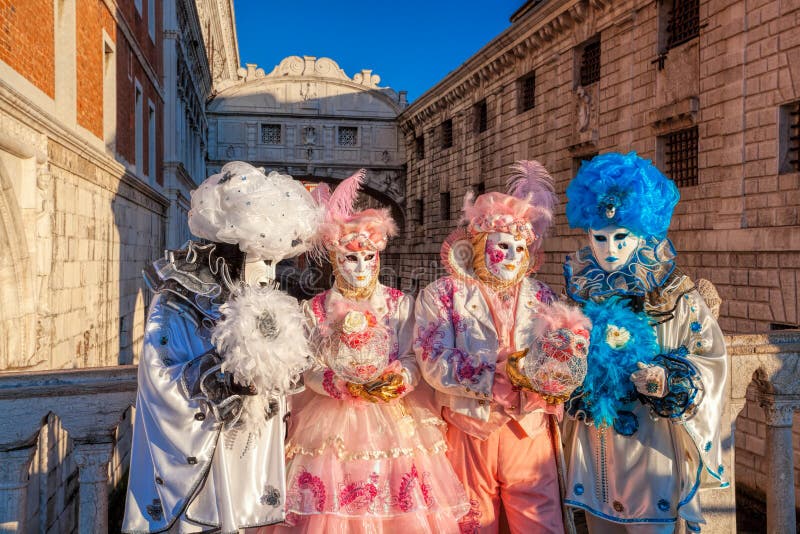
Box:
[562,153,729,533]
[122,162,322,533]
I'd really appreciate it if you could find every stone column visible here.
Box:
[0,446,36,533]
[760,398,798,534]
[73,442,113,534]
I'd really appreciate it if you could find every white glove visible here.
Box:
[630,362,667,398]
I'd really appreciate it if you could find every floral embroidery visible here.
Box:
[296,470,327,512]
[454,349,494,385]
[536,282,556,305]
[385,287,404,317]
[339,473,380,512]
[322,368,343,399]
[260,485,281,506]
[389,340,400,362]
[397,465,434,512]
[458,499,482,534]
[339,311,378,349]
[415,321,445,362]
[310,292,328,323]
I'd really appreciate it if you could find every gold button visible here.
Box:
[510,405,517,411]
[478,400,486,406]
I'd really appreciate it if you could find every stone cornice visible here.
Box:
[0,79,169,210]
[399,0,610,131]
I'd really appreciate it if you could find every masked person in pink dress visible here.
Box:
[414,161,591,533]
[265,170,469,533]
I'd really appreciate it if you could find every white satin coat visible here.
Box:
[122,293,287,533]
[413,275,559,431]
[564,284,729,527]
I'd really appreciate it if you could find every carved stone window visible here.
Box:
[666,0,699,50]
[441,119,453,149]
[661,126,698,187]
[779,100,800,174]
[579,39,601,87]
[518,72,536,112]
[440,191,451,220]
[261,124,282,145]
[415,198,424,225]
[338,126,358,147]
[415,134,425,160]
[474,100,488,133]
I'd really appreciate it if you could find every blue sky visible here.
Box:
[233,0,521,102]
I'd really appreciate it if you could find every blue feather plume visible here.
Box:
[568,297,658,428]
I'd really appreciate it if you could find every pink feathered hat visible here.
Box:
[313,169,398,255]
[462,160,557,246]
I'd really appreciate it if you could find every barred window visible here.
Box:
[580,39,601,87]
[518,72,536,112]
[415,134,425,160]
[261,124,282,145]
[415,198,424,225]
[663,127,698,187]
[779,101,800,174]
[441,119,453,149]
[666,0,699,50]
[440,191,451,220]
[573,153,598,175]
[474,100,488,133]
[338,126,358,147]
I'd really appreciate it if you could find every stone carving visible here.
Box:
[575,85,592,132]
[300,82,317,102]
[302,127,317,145]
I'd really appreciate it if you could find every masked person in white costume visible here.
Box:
[122,162,322,533]
[562,153,729,533]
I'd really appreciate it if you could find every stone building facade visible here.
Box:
[206,56,408,213]
[392,0,800,336]
[388,0,800,516]
[0,0,166,375]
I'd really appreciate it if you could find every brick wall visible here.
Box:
[76,0,115,138]
[0,0,55,97]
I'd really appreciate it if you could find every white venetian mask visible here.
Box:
[484,232,528,282]
[334,250,378,288]
[243,257,272,287]
[588,225,644,272]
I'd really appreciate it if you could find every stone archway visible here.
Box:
[0,160,37,370]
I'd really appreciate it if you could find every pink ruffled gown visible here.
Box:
[267,284,469,533]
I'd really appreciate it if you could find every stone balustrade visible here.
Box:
[0,366,137,533]
[0,332,798,533]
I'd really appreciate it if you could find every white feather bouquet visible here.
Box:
[212,284,312,428]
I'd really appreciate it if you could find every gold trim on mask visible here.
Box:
[471,233,529,291]
[331,251,379,300]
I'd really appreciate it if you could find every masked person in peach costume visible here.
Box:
[266,170,469,533]
[562,153,728,533]
[414,161,591,533]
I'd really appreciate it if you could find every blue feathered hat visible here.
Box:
[566,152,679,240]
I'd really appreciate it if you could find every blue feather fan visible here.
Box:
[568,297,658,429]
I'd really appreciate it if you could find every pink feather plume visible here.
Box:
[325,168,366,220]
[507,160,558,238]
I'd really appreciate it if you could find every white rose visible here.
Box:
[342,311,368,334]
[605,324,631,349]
